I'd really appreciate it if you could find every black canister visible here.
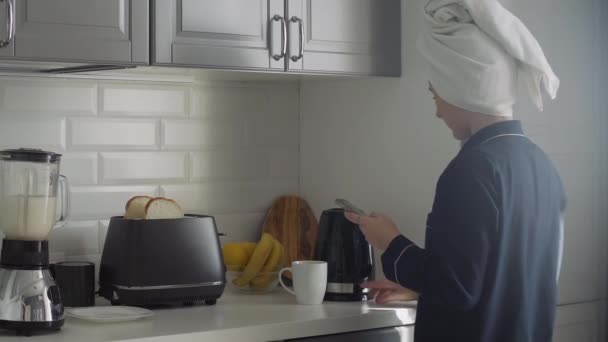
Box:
[51,262,95,307]
[314,208,374,301]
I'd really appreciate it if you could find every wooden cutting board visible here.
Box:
[262,195,319,271]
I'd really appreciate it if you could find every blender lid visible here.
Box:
[0,148,62,163]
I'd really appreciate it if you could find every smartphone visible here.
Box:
[335,198,366,216]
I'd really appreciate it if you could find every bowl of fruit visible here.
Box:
[223,233,285,294]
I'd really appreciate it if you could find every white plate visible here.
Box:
[66,306,154,323]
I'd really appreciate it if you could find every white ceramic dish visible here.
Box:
[66,306,154,323]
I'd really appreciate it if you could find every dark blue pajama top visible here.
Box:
[382,120,566,342]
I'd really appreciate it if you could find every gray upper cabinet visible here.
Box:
[153,0,285,71]
[0,0,149,64]
[286,0,401,76]
[0,0,401,75]
[153,0,401,76]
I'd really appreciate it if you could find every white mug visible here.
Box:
[279,260,327,305]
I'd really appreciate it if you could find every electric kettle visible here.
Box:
[314,208,374,301]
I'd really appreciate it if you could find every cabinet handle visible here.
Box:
[0,0,14,48]
[272,14,287,61]
[290,16,304,62]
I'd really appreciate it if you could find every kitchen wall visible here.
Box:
[299,0,607,340]
[0,76,300,272]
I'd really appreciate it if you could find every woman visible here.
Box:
[345,1,566,341]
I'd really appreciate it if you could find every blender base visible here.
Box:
[0,241,65,335]
[0,319,64,336]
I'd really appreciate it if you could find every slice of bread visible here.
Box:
[124,196,153,219]
[144,197,184,219]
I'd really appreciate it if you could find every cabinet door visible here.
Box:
[288,326,414,341]
[153,0,285,71]
[553,301,606,342]
[287,0,400,76]
[9,0,148,64]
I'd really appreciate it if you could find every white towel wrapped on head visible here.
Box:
[417,0,560,116]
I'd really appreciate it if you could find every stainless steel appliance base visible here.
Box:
[324,292,369,302]
[0,267,64,333]
[0,319,63,336]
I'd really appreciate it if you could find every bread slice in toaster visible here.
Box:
[144,197,184,219]
[124,196,153,219]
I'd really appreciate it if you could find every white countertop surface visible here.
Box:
[0,289,416,342]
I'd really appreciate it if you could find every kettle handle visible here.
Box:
[360,244,375,280]
[360,264,373,280]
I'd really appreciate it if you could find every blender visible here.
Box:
[0,148,69,335]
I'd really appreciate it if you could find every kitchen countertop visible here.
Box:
[0,289,416,342]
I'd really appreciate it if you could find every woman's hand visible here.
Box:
[344,211,401,251]
[362,279,419,304]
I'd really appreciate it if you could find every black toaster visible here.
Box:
[99,215,226,306]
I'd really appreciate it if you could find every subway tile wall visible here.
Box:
[0,76,300,272]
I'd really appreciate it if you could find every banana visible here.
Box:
[223,242,257,270]
[250,239,284,290]
[222,243,250,269]
[241,242,257,260]
[233,233,275,287]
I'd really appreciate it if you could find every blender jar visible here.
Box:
[0,149,69,241]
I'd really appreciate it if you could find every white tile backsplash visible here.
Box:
[0,76,299,261]
[241,180,299,213]
[101,152,188,183]
[1,80,96,115]
[244,117,299,147]
[190,150,240,181]
[524,123,598,155]
[190,149,268,181]
[0,117,65,150]
[162,119,242,149]
[48,221,100,256]
[214,213,266,243]
[269,147,299,180]
[49,252,66,264]
[69,118,158,150]
[70,185,159,220]
[193,85,267,119]
[99,220,110,251]
[160,183,243,214]
[100,83,188,116]
[61,152,99,185]
[266,85,300,121]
